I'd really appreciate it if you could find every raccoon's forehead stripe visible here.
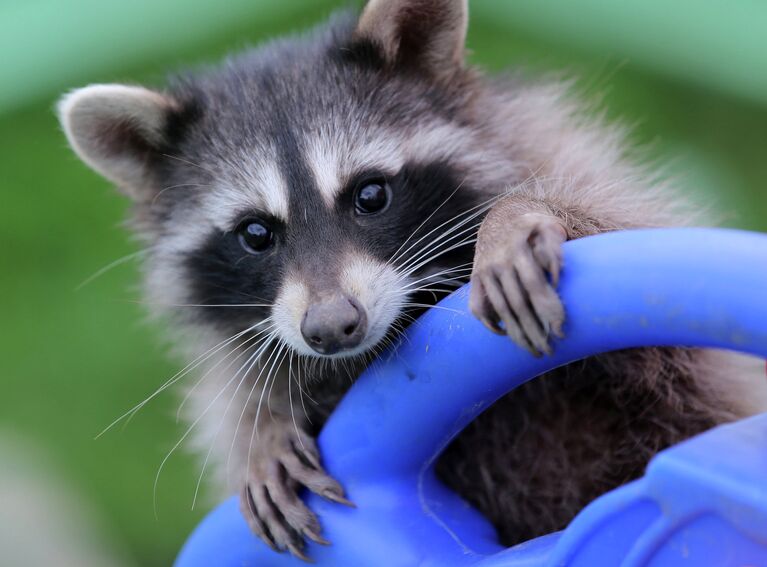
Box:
[252,160,290,220]
[204,159,290,229]
[270,118,332,216]
[306,139,342,208]
[306,133,406,207]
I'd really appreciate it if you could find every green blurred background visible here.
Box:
[1,1,765,565]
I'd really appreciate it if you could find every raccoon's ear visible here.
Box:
[57,84,179,202]
[354,0,468,79]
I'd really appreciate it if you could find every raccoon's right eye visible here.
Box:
[354,180,390,215]
[237,219,273,254]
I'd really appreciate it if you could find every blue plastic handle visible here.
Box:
[175,228,767,567]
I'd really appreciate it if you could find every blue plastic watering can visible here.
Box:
[176,228,767,566]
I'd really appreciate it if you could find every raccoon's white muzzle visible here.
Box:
[272,251,404,358]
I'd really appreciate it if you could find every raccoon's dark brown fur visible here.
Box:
[437,347,739,545]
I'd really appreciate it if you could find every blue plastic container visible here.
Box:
[176,228,767,566]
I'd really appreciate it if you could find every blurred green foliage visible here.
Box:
[0,1,765,565]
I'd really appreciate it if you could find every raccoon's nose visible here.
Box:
[301,295,368,355]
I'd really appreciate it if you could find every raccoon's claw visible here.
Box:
[239,422,351,561]
[470,213,566,356]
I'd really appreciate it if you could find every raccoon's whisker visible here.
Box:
[395,214,481,279]
[405,286,464,304]
[240,336,284,455]
[397,310,419,323]
[224,331,281,481]
[190,282,276,303]
[434,275,470,287]
[152,182,213,207]
[390,310,422,334]
[342,357,357,386]
[389,185,490,268]
[148,333,271,443]
[396,312,426,337]
[405,265,474,287]
[192,325,277,492]
[360,346,377,370]
[161,153,217,176]
[176,334,260,425]
[137,323,272,433]
[411,286,466,296]
[342,356,355,383]
[398,262,474,291]
[400,303,465,315]
[129,302,274,309]
[247,341,288,469]
[388,178,467,265]
[287,351,304,449]
[391,186,503,269]
[367,313,415,366]
[300,356,320,404]
[75,249,149,291]
[370,338,390,362]
[400,275,473,297]
[296,360,310,423]
[387,319,412,350]
[96,321,264,439]
[308,354,320,382]
[392,207,477,273]
[266,343,292,419]
[403,273,473,293]
[375,321,409,364]
[311,356,322,385]
[295,357,315,422]
[191,334,266,510]
[399,236,478,281]
[399,224,480,275]
[330,357,341,383]
[153,338,267,519]
[225,290,275,304]
[176,323,275,422]
[396,204,487,275]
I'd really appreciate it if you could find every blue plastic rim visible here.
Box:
[175,228,767,566]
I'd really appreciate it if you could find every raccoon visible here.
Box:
[58,0,766,560]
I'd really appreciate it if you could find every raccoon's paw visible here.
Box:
[239,422,353,561]
[470,212,567,356]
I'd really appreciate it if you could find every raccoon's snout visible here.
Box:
[300,295,368,355]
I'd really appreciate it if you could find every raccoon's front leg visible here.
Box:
[470,198,570,356]
[238,407,352,560]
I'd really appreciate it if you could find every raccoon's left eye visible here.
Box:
[354,180,391,215]
[237,219,273,254]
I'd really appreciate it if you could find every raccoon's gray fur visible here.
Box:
[58,0,766,559]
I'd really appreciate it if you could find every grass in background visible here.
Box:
[1,3,765,565]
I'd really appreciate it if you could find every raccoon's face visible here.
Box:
[59,0,502,360]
